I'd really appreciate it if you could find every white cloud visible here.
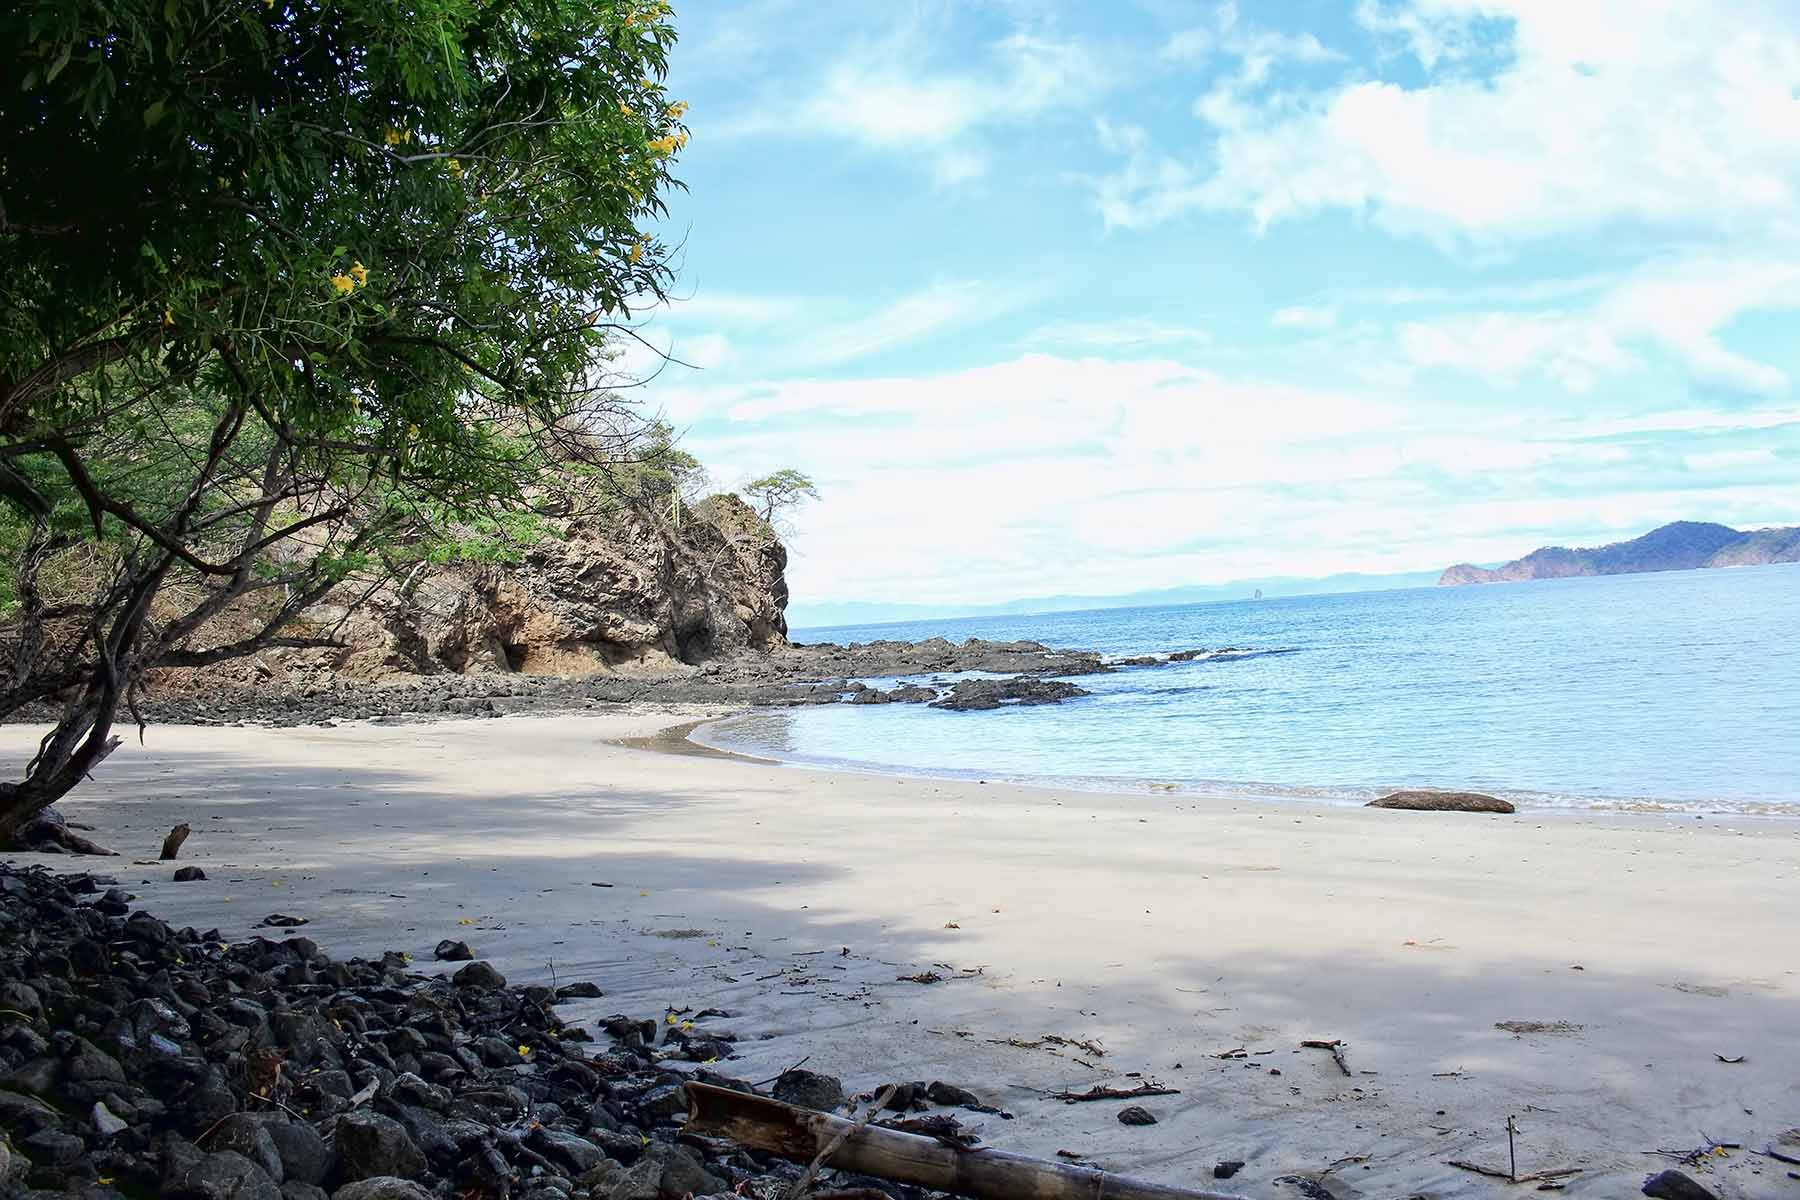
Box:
[1272,305,1339,331]
[655,352,1800,606]
[1023,318,1211,352]
[783,281,1003,370]
[1093,2,1800,241]
[1393,254,1800,395]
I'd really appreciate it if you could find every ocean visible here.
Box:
[697,563,1800,815]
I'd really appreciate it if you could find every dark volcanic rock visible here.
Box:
[929,677,1090,711]
[1367,789,1515,814]
[330,1180,435,1200]
[771,1068,845,1112]
[432,939,473,962]
[1642,1169,1720,1199]
[1116,1105,1158,1126]
[452,960,506,990]
[333,1113,425,1183]
[174,866,208,882]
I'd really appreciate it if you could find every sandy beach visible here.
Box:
[3,709,1797,1198]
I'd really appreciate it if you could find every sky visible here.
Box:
[627,0,1800,612]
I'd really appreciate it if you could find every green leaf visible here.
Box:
[143,99,165,127]
[44,43,71,83]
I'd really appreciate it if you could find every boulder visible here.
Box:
[163,1145,282,1200]
[331,1180,435,1200]
[771,1068,844,1112]
[432,939,473,962]
[1642,1170,1719,1200]
[264,1119,334,1186]
[205,1113,285,1183]
[929,677,1090,711]
[333,1112,425,1183]
[452,961,506,990]
[1367,790,1515,814]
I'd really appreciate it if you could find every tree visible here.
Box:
[0,0,691,846]
[741,469,819,523]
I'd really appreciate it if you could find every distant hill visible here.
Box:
[1439,521,1800,586]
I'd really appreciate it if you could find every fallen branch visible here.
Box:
[686,1082,1244,1200]
[1051,1082,1180,1103]
[1301,1039,1351,1076]
[1757,1147,1800,1167]
[1445,1160,1582,1184]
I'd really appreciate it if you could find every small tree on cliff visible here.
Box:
[741,469,819,524]
[0,0,690,846]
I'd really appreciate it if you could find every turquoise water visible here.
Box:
[699,564,1800,814]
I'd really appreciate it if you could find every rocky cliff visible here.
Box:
[1439,521,1800,585]
[173,494,791,690]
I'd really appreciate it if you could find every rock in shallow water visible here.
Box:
[1367,789,1515,814]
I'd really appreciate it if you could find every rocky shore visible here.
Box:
[0,861,1002,1200]
[13,639,1248,729]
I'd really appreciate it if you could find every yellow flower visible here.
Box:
[349,261,368,285]
[628,241,643,264]
[447,158,464,178]
[647,135,679,155]
[619,101,632,116]
[666,101,688,119]
[384,128,402,146]
[163,308,175,327]
[518,1044,532,1056]
[329,274,355,295]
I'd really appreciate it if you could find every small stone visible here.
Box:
[597,1157,661,1200]
[771,1068,844,1112]
[334,1112,426,1183]
[554,981,604,1000]
[331,1180,435,1200]
[1642,1170,1720,1200]
[21,1128,84,1165]
[265,1120,333,1187]
[1116,1105,1158,1126]
[452,961,506,990]
[207,1114,285,1183]
[92,1100,130,1136]
[174,867,208,882]
[1214,1160,1246,1179]
[432,939,473,962]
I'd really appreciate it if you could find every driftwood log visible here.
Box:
[685,1082,1246,1200]
[160,823,192,860]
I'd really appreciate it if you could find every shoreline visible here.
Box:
[4,709,1798,1197]
[684,711,1800,823]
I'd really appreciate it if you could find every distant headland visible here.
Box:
[1439,520,1800,585]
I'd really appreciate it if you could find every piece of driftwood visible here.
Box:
[1445,1160,1582,1183]
[159,822,191,860]
[1050,1082,1179,1103]
[1301,1039,1351,1076]
[685,1082,1245,1200]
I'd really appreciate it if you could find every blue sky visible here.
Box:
[627,0,1800,609]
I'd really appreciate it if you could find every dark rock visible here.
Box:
[282,1184,331,1200]
[530,1127,606,1174]
[431,939,473,962]
[452,961,506,990]
[163,1144,282,1200]
[92,1100,130,1136]
[329,1181,435,1200]
[0,1089,62,1135]
[554,981,604,1000]
[596,1157,661,1200]
[20,1129,84,1165]
[635,1082,687,1120]
[206,1114,285,1183]
[1116,1105,1157,1126]
[771,1068,844,1112]
[645,1142,725,1198]
[333,1112,426,1183]
[1642,1170,1719,1200]
[174,867,208,882]
[1215,1160,1246,1179]
[929,677,1090,711]
[1367,790,1515,814]
[265,1120,334,1187]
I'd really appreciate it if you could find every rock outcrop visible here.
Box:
[171,495,789,691]
[1439,521,1800,585]
[1367,790,1515,813]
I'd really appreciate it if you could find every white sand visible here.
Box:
[4,709,1798,1198]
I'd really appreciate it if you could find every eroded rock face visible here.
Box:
[172,495,790,692]
[928,678,1091,711]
